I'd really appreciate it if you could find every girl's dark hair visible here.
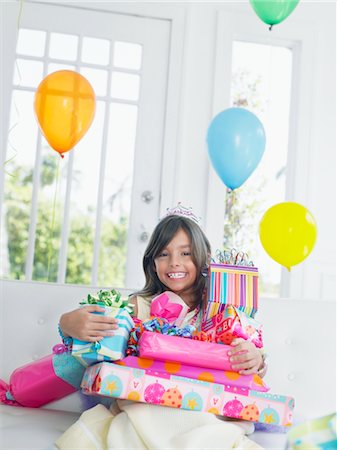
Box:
[134,215,211,306]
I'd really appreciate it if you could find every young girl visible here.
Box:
[57,213,265,449]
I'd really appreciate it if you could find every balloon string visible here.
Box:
[4,1,24,175]
[17,0,24,29]
[47,156,61,282]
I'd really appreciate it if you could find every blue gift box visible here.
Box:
[72,308,134,367]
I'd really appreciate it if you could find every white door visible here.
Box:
[1,2,170,291]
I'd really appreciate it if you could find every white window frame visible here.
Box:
[205,9,316,299]
[0,1,186,291]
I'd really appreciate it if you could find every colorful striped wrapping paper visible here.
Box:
[72,308,134,366]
[205,264,259,320]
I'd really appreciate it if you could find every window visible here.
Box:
[207,9,315,299]
[1,2,170,289]
[226,41,293,297]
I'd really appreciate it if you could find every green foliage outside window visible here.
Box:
[4,154,127,286]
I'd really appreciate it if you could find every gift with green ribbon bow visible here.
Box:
[72,289,134,367]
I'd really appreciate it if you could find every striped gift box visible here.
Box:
[205,263,258,319]
[72,308,134,367]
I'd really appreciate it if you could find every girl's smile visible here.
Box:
[154,229,197,307]
[167,272,187,279]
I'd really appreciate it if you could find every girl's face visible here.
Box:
[154,228,197,304]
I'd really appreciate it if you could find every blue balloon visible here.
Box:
[207,107,266,190]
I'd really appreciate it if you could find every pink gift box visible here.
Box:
[81,362,294,426]
[117,356,269,392]
[138,331,233,371]
[0,348,85,407]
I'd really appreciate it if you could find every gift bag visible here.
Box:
[206,263,259,319]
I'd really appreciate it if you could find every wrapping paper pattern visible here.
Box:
[116,356,270,392]
[201,305,263,348]
[206,264,258,319]
[0,351,85,407]
[138,331,233,371]
[72,308,134,366]
[81,362,294,426]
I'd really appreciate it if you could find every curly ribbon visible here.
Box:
[213,248,254,267]
[127,317,196,356]
[79,289,134,315]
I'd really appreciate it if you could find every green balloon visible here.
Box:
[249,0,300,26]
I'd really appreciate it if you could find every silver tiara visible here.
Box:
[164,202,201,224]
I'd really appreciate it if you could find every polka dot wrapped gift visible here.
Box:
[81,361,295,426]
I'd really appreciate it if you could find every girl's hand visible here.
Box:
[228,338,263,375]
[59,306,119,342]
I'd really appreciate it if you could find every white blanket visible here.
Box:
[55,402,263,450]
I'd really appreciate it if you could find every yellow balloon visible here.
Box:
[259,202,317,270]
[34,70,96,156]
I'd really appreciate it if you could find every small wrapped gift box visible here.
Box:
[206,263,259,319]
[81,362,294,426]
[71,289,134,366]
[0,344,85,407]
[72,308,134,366]
[117,356,270,392]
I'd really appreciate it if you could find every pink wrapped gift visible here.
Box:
[81,362,294,426]
[0,345,85,407]
[138,331,233,371]
[117,356,269,392]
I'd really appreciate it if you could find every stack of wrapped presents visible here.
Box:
[0,257,294,426]
[77,262,294,427]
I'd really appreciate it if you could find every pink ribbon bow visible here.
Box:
[150,292,189,326]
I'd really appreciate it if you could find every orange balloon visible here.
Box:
[34,70,95,156]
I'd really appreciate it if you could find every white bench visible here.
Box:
[0,279,335,449]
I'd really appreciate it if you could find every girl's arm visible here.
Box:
[227,338,267,377]
[59,305,119,342]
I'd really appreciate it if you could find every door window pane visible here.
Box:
[82,37,110,65]
[111,72,140,101]
[49,32,78,61]
[98,103,138,287]
[14,59,44,88]
[16,28,46,57]
[80,67,108,97]
[3,90,38,279]
[114,41,142,70]
[33,146,66,282]
[65,101,106,284]
[227,41,292,297]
